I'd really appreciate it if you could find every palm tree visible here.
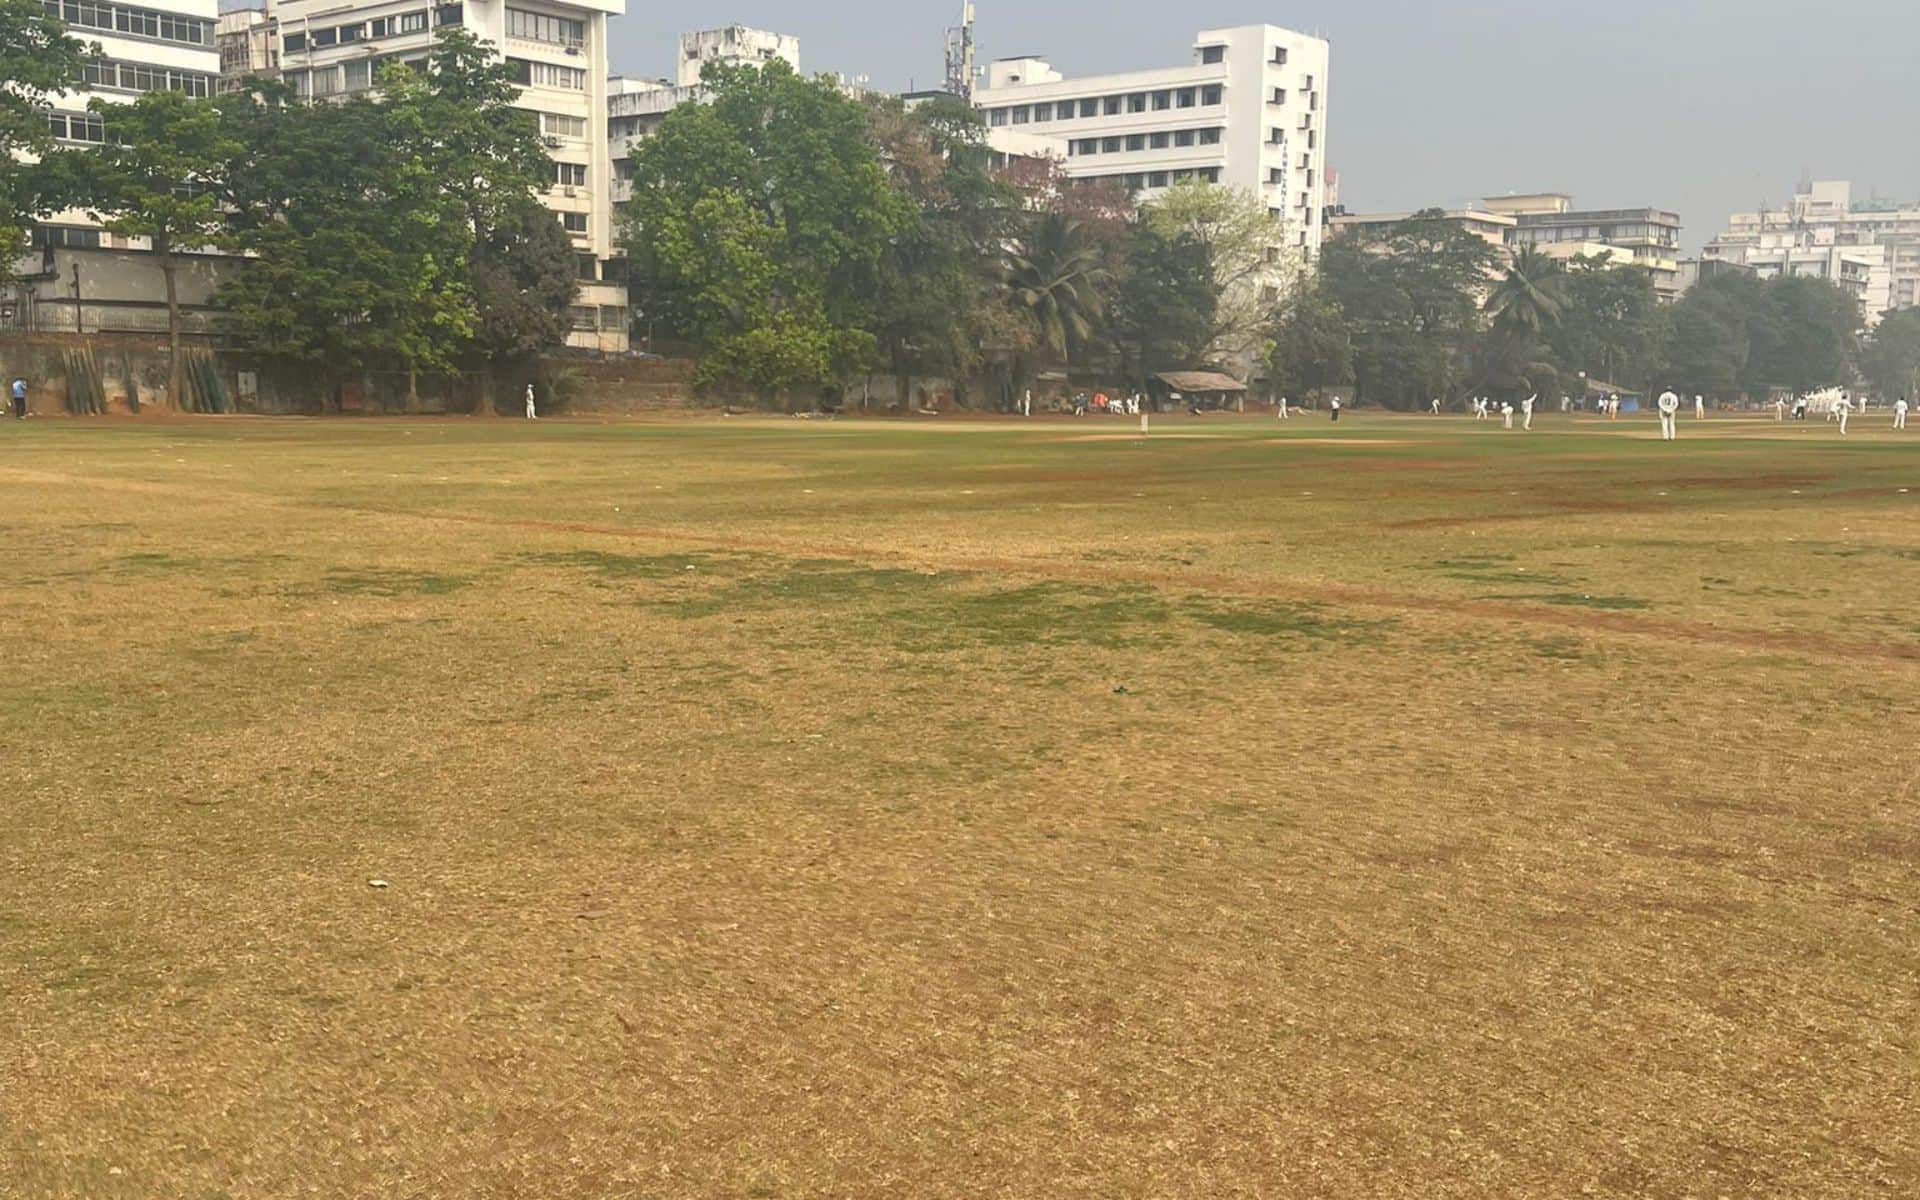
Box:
[1004,212,1109,388]
[1486,245,1568,336]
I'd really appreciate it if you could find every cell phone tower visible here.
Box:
[943,2,976,100]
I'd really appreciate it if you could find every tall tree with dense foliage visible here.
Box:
[622,60,908,401]
[1139,182,1294,374]
[1860,306,1920,401]
[1751,274,1860,395]
[56,90,239,406]
[1318,210,1499,408]
[1485,245,1568,336]
[1266,278,1352,400]
[0,0,93,268]
[216,74,474,394]
[1003,211,1110,390]
[1107,220,1216,386]
[1545,255,1662,391]
[865,94,1017,406]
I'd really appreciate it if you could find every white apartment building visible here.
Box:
[607,27,802,204]
[1705,180,1917,322]
[973,24,1331,253]
[29,0,221,251]
[269,0,628,350]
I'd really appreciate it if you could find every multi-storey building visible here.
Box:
[972,24,1332,253]
[30,0,221,251]
[1480,194,1683,300]
[268,0,627,350]
[1704,180,1917,321]
[607,26,801,204]
[215,3,279,90]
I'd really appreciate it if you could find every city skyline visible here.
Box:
[602,0,1920,253]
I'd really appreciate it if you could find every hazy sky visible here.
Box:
[605,0,1920,251]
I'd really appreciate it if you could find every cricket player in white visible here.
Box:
[1895,397,1909,430]
[1693,394,1705,419]
[1522,393,1536,431]
[1277,396,1290,420]
[1431,397,1442,415]
[1657,390,1679,440]
[1834,393,1851,435]
[525,383,537,419]
[1500,401,1514,429]
[1774,397,1786,421]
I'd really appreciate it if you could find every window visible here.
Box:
[1306,130,1315,149]
[32,224,103,250]
[1151,90,1170,111]
[1271,87,1286,104]
[1198,127,1221,145]
[1174,129,1194,147]
[1269,126,1284,144]
[1126,92,1146,113]
[575,256,597,281]
[311,65,340,95]
[1074,138,1098,156]
[1200,45,1224,64]
[283,31,306,51]
[434,3,462,25]
[41,0,211,47]
[285,68,309,96]
[1078,98,1098,117]
[1055,102,1075,120]
[1176,87,1196,108]
[400,10,427,32]
[1270,47,1288,65]
[510,58,586,89]
[540,112,587,139]
[1148,131,1168,149]
[988,108,1007,127]
[1124,173,1144,189]
[1100,136,1120,153]
[507,7,586,47]
[1102,95,1121,115]
[337,22,363,43]
[343,59,370,90]
[311,26,337,46]
[1148,171,1168,188]
[552,162,588,187]
[1173,169,1193,182]
[46,110,106,143]
[1304,74,1314,89]
[1011,105,1029,124]
[1201,85,1221,105]
[1268,167,1284,184]
[1309,91,1319,111]
[599,306,626,330]
[1125,134,1144,151]
[569,304,599,330]
[561,212,588,233]
[1199,167,1219,183]
[78,57,215,97]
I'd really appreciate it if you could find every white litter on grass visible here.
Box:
[368,879,389,889]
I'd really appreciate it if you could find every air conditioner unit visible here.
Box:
[562,185,577,197]
[565,45,579,55]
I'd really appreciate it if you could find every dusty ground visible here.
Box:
[1,409,1916,1198]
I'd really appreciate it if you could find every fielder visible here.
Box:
[1657,389,1679,441]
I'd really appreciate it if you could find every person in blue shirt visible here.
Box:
[9,376,26,419]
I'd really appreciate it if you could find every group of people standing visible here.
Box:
[1463,395,1536,429]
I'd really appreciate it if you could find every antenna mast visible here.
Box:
[943,2,976,100]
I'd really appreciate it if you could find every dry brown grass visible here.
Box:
[1,411,1916,1198]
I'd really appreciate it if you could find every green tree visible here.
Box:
[56,90,238,407]
[1108,220,1215,386]
[1003,211,1110,391]
[1753,274,1859,395]
[1266,278,1351,400]
[0,0,93,268]
[469,200,578,366]
[1485,245,1567,336]
[1860,306,1920,401]
[1139,181,1295,374]
[216,73,474,398]
[622,60,907,403]
[1319,210,1498,408]
[865,93,1017,407]
[1546,255,1661,392]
